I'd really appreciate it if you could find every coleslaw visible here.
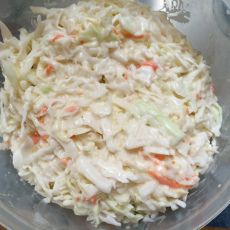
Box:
[0,0,222,226]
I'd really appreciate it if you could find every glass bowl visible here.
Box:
[0,0,230,229]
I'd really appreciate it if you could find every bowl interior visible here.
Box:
[0,0,230,230]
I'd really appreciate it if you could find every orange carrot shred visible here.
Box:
[40,105,48,114]
[148,170,192,189]
[145,153,169,161]
[152,154,167,161]
[31,131,40,144]
[65,106,79,113]
[60,157,71,166]
[141,61,158,71]
[50,34,64,42]
[45,64,54,75]
[75,195,98,204]
[86,195,97,205]
[135,63,141,69]
[112,27,145,39]
[121,30,145,39]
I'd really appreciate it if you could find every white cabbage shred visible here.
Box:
[0,0,222,227]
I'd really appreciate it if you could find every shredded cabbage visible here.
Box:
[0,0,222,227]
[129,100,184,143]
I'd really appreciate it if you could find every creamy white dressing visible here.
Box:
[0,0,222,227]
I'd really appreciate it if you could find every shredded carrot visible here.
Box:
[121,30,145,39]
[148,170,192,189]
[31,131,40,144]
[144,153,169,161]
[75,195,97,205]
[135,63,141,69]
[45,64,54,75]
[50,34,65,42]
[112,28,145,39]
[60,157,71,166]
[86,195,98,205]
[64,105,79,113]
[151,154,167,161]
[40,105,48,114]
[140,61,158,71]
[144,154,166,165]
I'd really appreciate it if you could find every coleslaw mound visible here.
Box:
[0,0,222,226]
